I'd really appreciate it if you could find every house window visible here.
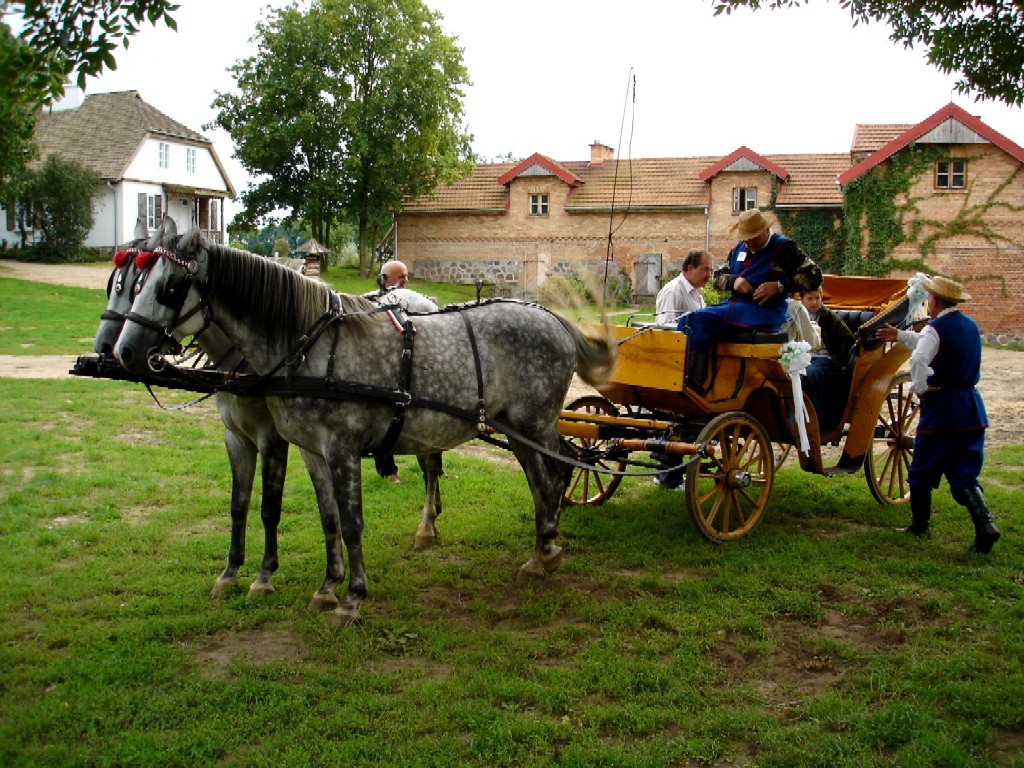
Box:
[208,200,219,232]
[529,193,549,216]
[936,159,966,189]
[733,187,757,212]
[138,193,163,229]
[186,147,196,174]
[158,142,169,169]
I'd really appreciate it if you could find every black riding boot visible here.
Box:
[899,487,931,537]
[959,486,1000,554]
[685,349,709,396]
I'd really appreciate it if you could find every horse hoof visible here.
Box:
[210,578,240,598]
[541,545,564,573]
[308,593,340,612]
[514,546,564,583]
[515,564,547,583]
[413,532,435,551]
[247,581,275,600]
[331,606,362,627]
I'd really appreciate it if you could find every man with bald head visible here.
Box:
[366,260,439,483]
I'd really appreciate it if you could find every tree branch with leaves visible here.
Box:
[211,0,473,276]
[0,0,179,107]
[713,0,1024,107]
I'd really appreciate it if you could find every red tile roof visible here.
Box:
[840,102,1024,186]
[850,123,913,155]
[404,153,846,212]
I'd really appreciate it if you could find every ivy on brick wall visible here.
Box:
[775,208,845,274]
[767,177,845,274]
[840,145,944,276]
[911,164,1024,259]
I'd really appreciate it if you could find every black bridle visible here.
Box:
[123,246,211,349]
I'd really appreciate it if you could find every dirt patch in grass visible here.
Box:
[114,429,162,447]
[191,623,306,678]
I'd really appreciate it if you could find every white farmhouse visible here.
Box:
[2,89,236,251]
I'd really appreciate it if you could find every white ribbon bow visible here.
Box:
[778,341,812,455]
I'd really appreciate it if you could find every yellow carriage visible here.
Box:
[559,275,923,543]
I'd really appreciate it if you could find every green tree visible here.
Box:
[712,1,1024,107]
[0,90,37,205]
[23,155,100,261]
[211,0,473,277]
[1,0,178,108]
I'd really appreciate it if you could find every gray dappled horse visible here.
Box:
[114,230,616,624]
[97,221,447,599]
[95,217,295,599]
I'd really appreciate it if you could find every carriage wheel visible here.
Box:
[773,443,792,471]
[562,396,626,506]
[866,372,920,505]
[686,412,773,542]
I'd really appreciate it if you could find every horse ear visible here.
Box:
[162,217,178,242]
[133,217,148,240]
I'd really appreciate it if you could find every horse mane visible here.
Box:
[176,230,377,346]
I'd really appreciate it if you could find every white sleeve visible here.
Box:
[903,325,939,394]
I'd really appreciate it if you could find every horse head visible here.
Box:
[113,225,209,374]
[94,216,174,356]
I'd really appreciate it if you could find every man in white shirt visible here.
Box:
[652,249,713,489]
[655,249,713,324]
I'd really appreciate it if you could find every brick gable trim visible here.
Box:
[698,146,790,183]
[496,153,582,187]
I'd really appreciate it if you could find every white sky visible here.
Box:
[83,0,1024,225]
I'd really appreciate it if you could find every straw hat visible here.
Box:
[735,209,771,240]
[923,275,971,303]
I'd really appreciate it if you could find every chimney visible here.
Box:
[49,85,85,113]
[590,142,614,167]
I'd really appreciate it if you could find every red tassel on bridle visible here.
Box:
[134,251,158,270]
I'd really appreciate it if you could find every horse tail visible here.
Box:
[551,311,617,387]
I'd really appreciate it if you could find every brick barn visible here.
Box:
[395,103,1024,342]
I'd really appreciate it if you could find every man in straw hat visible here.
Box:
[876,275,999,554]
[676,209,822,394]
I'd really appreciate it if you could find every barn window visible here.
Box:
[733,187,757,212]
[529,193,549,216]
[936,159,966,189]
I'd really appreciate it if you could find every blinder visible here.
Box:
[156,271,193,311]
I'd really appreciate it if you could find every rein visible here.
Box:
[121,247,667,476]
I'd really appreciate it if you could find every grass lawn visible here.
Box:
[0,278,1022,767]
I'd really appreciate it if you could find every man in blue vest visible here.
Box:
[677,209,822,394]
[875,275,999,553]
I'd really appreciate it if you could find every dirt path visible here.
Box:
[3,259,1021,447]
[0,259,110,290]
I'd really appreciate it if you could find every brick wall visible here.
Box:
[397,147,1024,340]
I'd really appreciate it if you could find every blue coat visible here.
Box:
[919,310,988,433]
[715,233,793,329]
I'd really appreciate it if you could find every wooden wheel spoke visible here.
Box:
[561,396,625,506]
[687,412,773,542]
[866,373,919,505]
